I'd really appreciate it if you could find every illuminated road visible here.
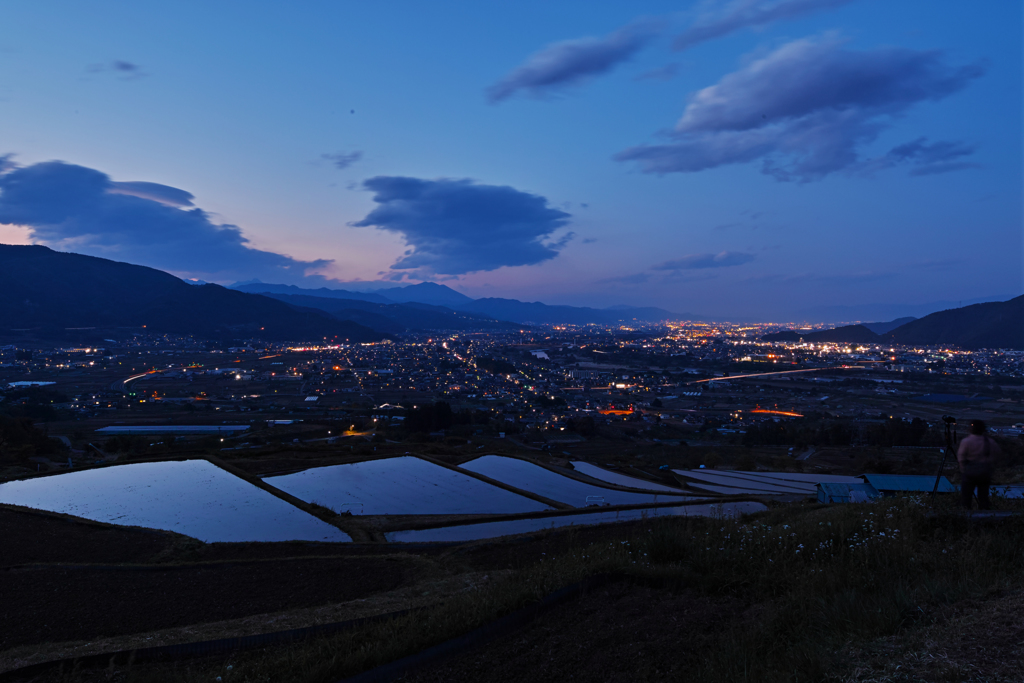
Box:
[685,365,865,385]
[116,365,200,392]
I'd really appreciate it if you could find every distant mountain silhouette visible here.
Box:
[762,299,1022,349]
[376,282,475,307]
[455,298,686,325]
[862,317,916,335]
[230,282,394,304]
[255,292,521,333]
[762,325,880,344]
[885,296,1023,349]
[0,245,385,342]
[231,281,473,308]
[233,282,695,324]
[798,296,1014,323]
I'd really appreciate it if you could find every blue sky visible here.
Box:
[0,0,1019,319]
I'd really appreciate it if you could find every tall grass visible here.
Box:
[629,500,1024,681]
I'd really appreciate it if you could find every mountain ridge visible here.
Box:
[230,282,700,325]
[253,292,523,333]
[0,245,385,343]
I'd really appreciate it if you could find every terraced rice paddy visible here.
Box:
[0,460,350,543]
[265,456,552,515]
[570,462,685,493]
[724,471,864,484]
[461,456,694,507]
[385,501,767,543]
[676,470,815,495]
[674,469,865,496]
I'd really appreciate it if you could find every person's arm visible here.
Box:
[956,438,970,463]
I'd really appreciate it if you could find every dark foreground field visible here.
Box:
[4,498,1024,683]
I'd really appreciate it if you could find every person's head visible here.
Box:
[969,419,987,435]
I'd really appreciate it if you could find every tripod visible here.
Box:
[931,416,957,501]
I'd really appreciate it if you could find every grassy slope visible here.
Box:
[44,497,1024,683]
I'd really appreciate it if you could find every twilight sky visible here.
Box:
[0,0,1020,319]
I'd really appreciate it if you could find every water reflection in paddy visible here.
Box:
[386,501,767,543]
[265,456,551,515]
[0,460,350,543]
[461,455,694,507]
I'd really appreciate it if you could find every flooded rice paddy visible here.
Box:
[385,501,768,543]
[674,469,816,495]
[570,461,686,493]
[0,460,351,543]
[265,456,552,515]
[461,455,694,507]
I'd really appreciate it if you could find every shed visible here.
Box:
[992,484,1024,499]
[861,474,955,494]
[817,482,881,504]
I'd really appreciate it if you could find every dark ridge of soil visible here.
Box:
[396,581,749,683]
[0,556,421,650]
[185,541,450,563]
[0,506,178,567]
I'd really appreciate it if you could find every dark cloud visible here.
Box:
[0,160,330,284]
[351,176,572,275]
[674,0,855,51]
[322,151,363,170]
[653,251,755,270]
[616,37,983,181]
[487,20,661,103]
[87,60,146,78]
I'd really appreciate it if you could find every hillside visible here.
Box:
[762,325,881,344]
[0,245,385,342]
[885,295,1024,349]
[863,317,916,335]
[761,298,1023,349]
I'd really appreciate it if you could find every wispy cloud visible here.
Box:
[322,151,363,170]
[634,63,679,82]
[351,176,572,275]
[87,60,146,79]
[616,36,984,181]
[674,0,855,51]
[597,272,651,285]
[487,20,662,103]
[858,137,979,176]
[653,251,756,270]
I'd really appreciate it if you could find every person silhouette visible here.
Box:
[956,419,1000,510]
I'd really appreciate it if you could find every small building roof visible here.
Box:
[861,473,955,493]
[817,482,881,503]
